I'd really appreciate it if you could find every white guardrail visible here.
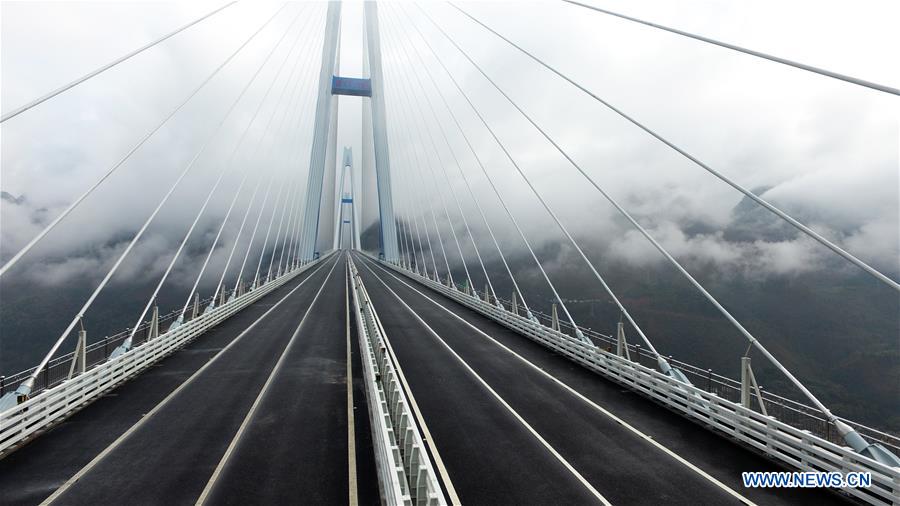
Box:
[0,256,330,456]
[377,258,900,506]
[348,256,446,506]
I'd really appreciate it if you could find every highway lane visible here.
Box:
[368,261,851,506]
[357,254,849,506]
[0,260,331,506]
[43,255,342,505]
[354,255,607,505]
[200,254,355,504]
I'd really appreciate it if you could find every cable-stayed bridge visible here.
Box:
[0,2,898,505]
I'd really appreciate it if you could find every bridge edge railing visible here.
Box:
[487,295,900,455]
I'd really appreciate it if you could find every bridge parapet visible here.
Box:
[1,297,210,399]
[348,255,446,505]
[482,293,900,457]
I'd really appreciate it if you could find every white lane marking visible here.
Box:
[345,256,358,506]
[367,259,755,506]
[195,257,342,505]
[41,257,337,506]
[355,255,461,505]
[358,258,610,506]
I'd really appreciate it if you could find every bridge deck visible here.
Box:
[0,252,855,505]
[0,255,378,505]
[354,253,847,506]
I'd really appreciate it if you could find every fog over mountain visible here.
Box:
[1,1,897,431]
[375,191,899,430]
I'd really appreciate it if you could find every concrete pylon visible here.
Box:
[334,147,359,251]
[364,1,399,262]
[300,2,398,260]
[551,304,560,331]
[299,1,342,262]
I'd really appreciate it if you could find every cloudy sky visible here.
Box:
[1,1,897,329]
[375,0,899,280]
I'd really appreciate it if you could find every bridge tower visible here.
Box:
[299,0,399,262]
[333,147,360,250]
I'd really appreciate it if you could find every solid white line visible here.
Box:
[358,258,610,506]
[195,257,341,505]
[368,259,756,506]
[41,257,336,506]
[353,254,460,505]
[345,256,358,506]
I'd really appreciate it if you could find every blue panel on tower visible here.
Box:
[332,76,372,97]
[341,197,353,203]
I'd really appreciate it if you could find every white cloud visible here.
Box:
[0,0,897,287]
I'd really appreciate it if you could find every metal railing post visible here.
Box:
[68,328,87,379]
[741,356,752,409]
[192,292,200,320]
[148,305,159,341]
[616,321,627,357]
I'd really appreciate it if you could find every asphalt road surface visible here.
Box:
[0,255,377,505]
[0,250,854,505]
[354,253,848,506]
